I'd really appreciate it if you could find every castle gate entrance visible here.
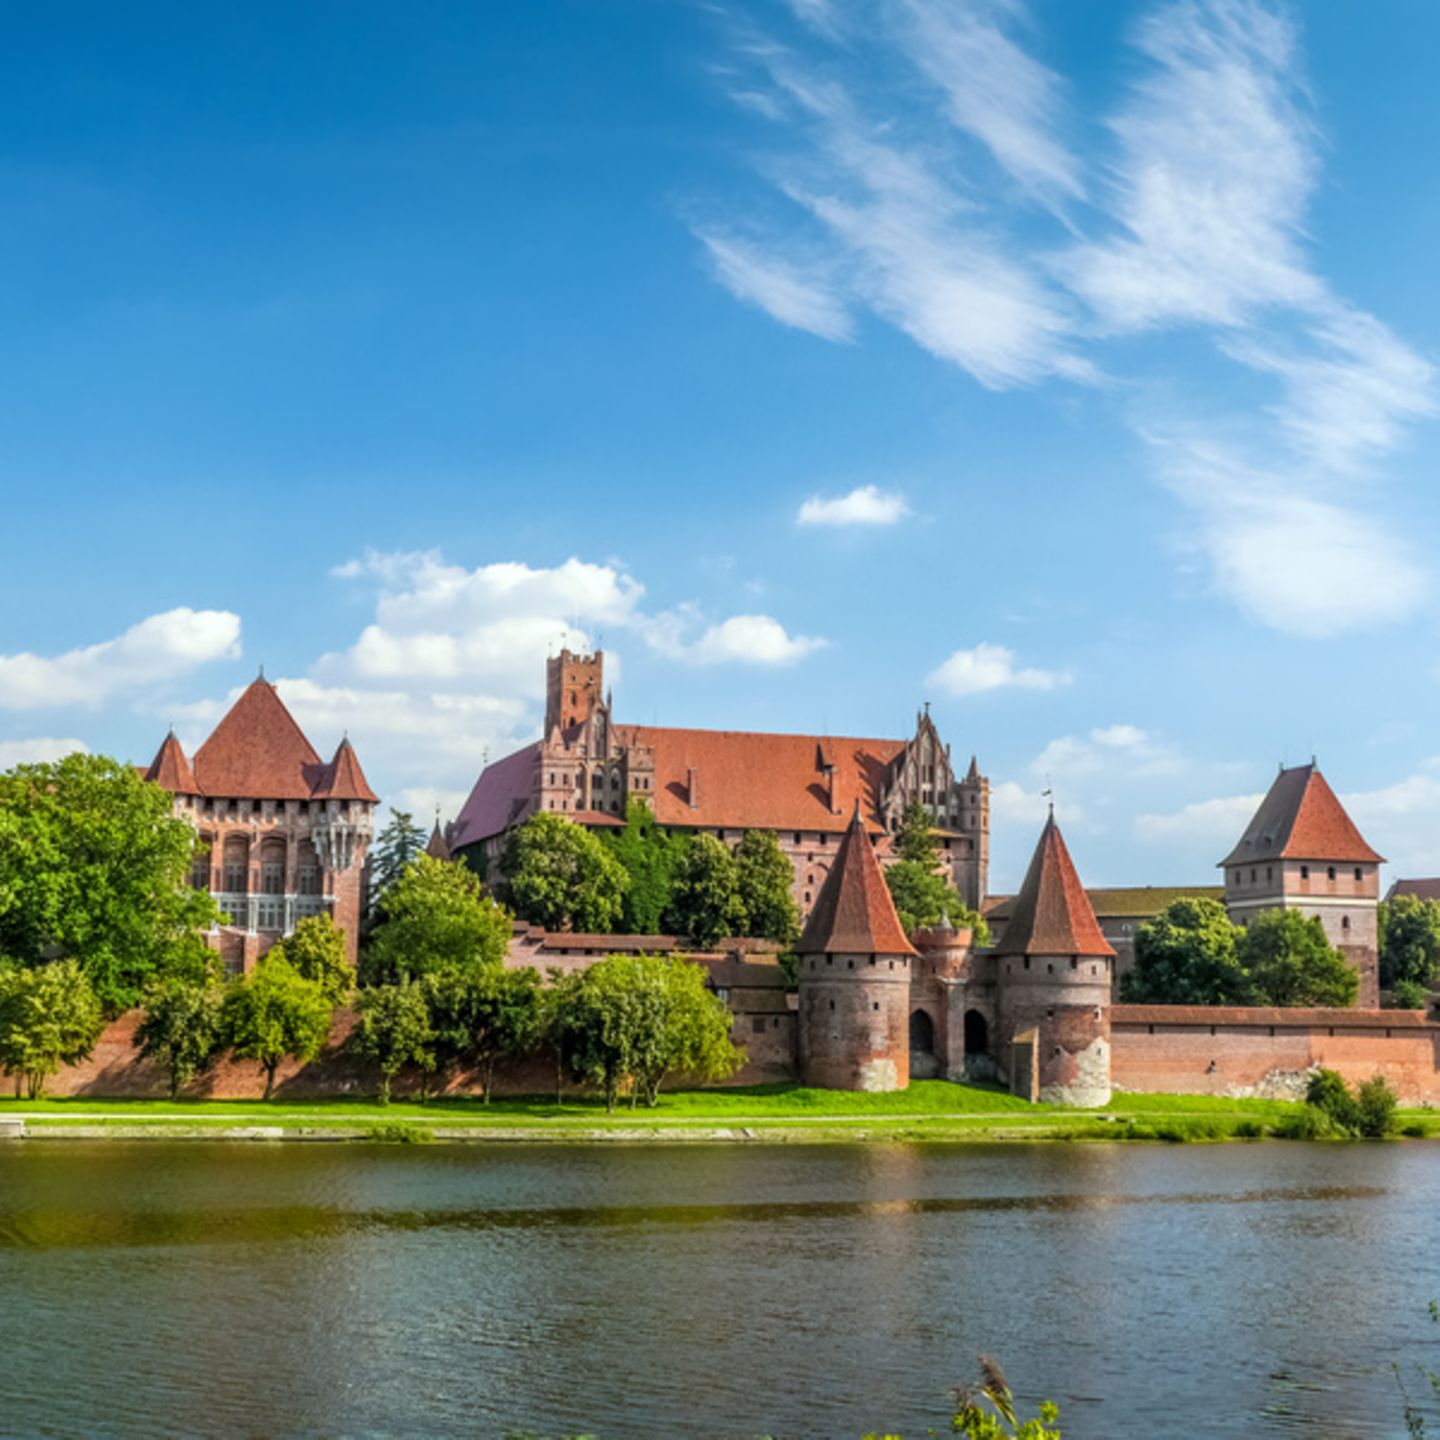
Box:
[908,1009,938,1079]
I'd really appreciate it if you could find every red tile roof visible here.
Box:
[144,730,198,794]
[797,804,917,957]
[312,737,379,804]
[992,815,1114,958]
[192,679,325,799]
[1220,764,1383,867]
[452,725,909,846]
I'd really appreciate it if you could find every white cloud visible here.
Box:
[990,778,1083,828]
[667,613,827,667]
[698,232,854,342]
[898,0,1084,207]
[1135,792,1264,847]
[1033,724,1180,780]
[0,608,241,710]
[0,737,90,767]
[796,484,909,527]
[926,642,1069,697]
[1156,435,1428,635]
[1061,0,1320,333]
[699,0,1434,636]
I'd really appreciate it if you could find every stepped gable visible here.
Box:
[797,803,917,957]
[993,814,1114,958]
[144,729,197,795]
[191,678,326,800]
[1220,763,1383,867]
[312,736,379,803]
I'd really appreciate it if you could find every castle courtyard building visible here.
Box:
[452,649,991,916]
[142,677,378,974]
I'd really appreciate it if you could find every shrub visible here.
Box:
[1355,1075,1399,1139]
[1232,1118,1266,1139]
[1402,1122,1428,1138]
[1272,1104,1341,1141]
[1306,1068,1361,1132]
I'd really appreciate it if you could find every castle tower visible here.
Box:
[994,814,1114,1106]
[795,802,918,1092]
[545,648,604,734]
[1220,763,1383,1006]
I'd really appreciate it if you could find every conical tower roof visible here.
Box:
[425,819,452,861]
[313,736,379,803]
[192,678,325,799]
[797,803,917,957]
[993,814,1114,958]
[144,729,197,795]
[1220,763,1383,866]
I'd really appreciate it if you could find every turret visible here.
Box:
[994,814,1114,1106]
[795,802,917,1092]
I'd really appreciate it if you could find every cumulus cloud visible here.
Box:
[926,642,1069,697]
[796,484,909,527]
[0,608,241,710]
[991,778,1082,827]
[0,737,90,767]
[1135,791,1265,847]
[1032,723,1181,780]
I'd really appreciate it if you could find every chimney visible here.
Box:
[687,767,700,809]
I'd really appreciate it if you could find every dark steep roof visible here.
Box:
[1220,764,1383,867]
[796,803,917,957]
[992,815,1114,958]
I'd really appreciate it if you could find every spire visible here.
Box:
[797,802,918,956]
[992,814,1113,958]
[425,818,452,862]
[966,755,980,782]
[313,735,380,803]
[144,729,198,795]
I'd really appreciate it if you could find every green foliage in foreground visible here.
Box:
[0,753,222,1014]
[1303,1068,1399,1138]
[0,958,105,1099]
[222,953,333,1099]
[268,913,355,1004]
[500,813,629,934]
[1381,894,1440,1001]
[355,979,434,1104]
[134,977,226,1098]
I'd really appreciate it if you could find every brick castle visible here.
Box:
[143,676,377,973]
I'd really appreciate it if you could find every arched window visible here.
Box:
[909,1009,935,1055]
[963,1008,989,1058]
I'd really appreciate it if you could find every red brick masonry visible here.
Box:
[1111,1004,1440,1104]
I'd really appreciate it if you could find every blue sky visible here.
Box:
[2,0,1439,892]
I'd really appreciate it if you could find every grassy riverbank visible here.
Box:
[2,1080,1437,1142]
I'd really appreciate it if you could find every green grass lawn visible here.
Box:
[3,1079,1434,1140]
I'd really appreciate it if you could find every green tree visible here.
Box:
[734,829,800,947]
[134,977,226,1098]
[363,854,511,985]
[0,959,105,1099]
[1380,894,1440,1000]
[601,800,678,933]
[1355,1074,1399,1139]
[222,953,334,1099]
[882,860,989,942]
[419,967,481,1098]
[551,954,741,1111]
[368,809,428,918]
[470,965,544,1101]
[1120,896,1252,1006]
[269,912,354,1003]
[0,753,222,1013]
[500,813,629,933]
[894,800,940,867]
[1240,909,1360,1007]
[354,980,435,1104]
[629,956,742,1106]
[665,834,746,948]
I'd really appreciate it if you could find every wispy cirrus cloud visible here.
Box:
[698,231,853,341]
[697,0,1436,638]
[797,483,909,526]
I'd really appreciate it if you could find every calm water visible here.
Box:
[0,1140,1437,1438]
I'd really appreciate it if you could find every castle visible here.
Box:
[452,648,990,914]
[142,677,377,972]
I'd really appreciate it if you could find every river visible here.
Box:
[0,1140,1435,1438]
